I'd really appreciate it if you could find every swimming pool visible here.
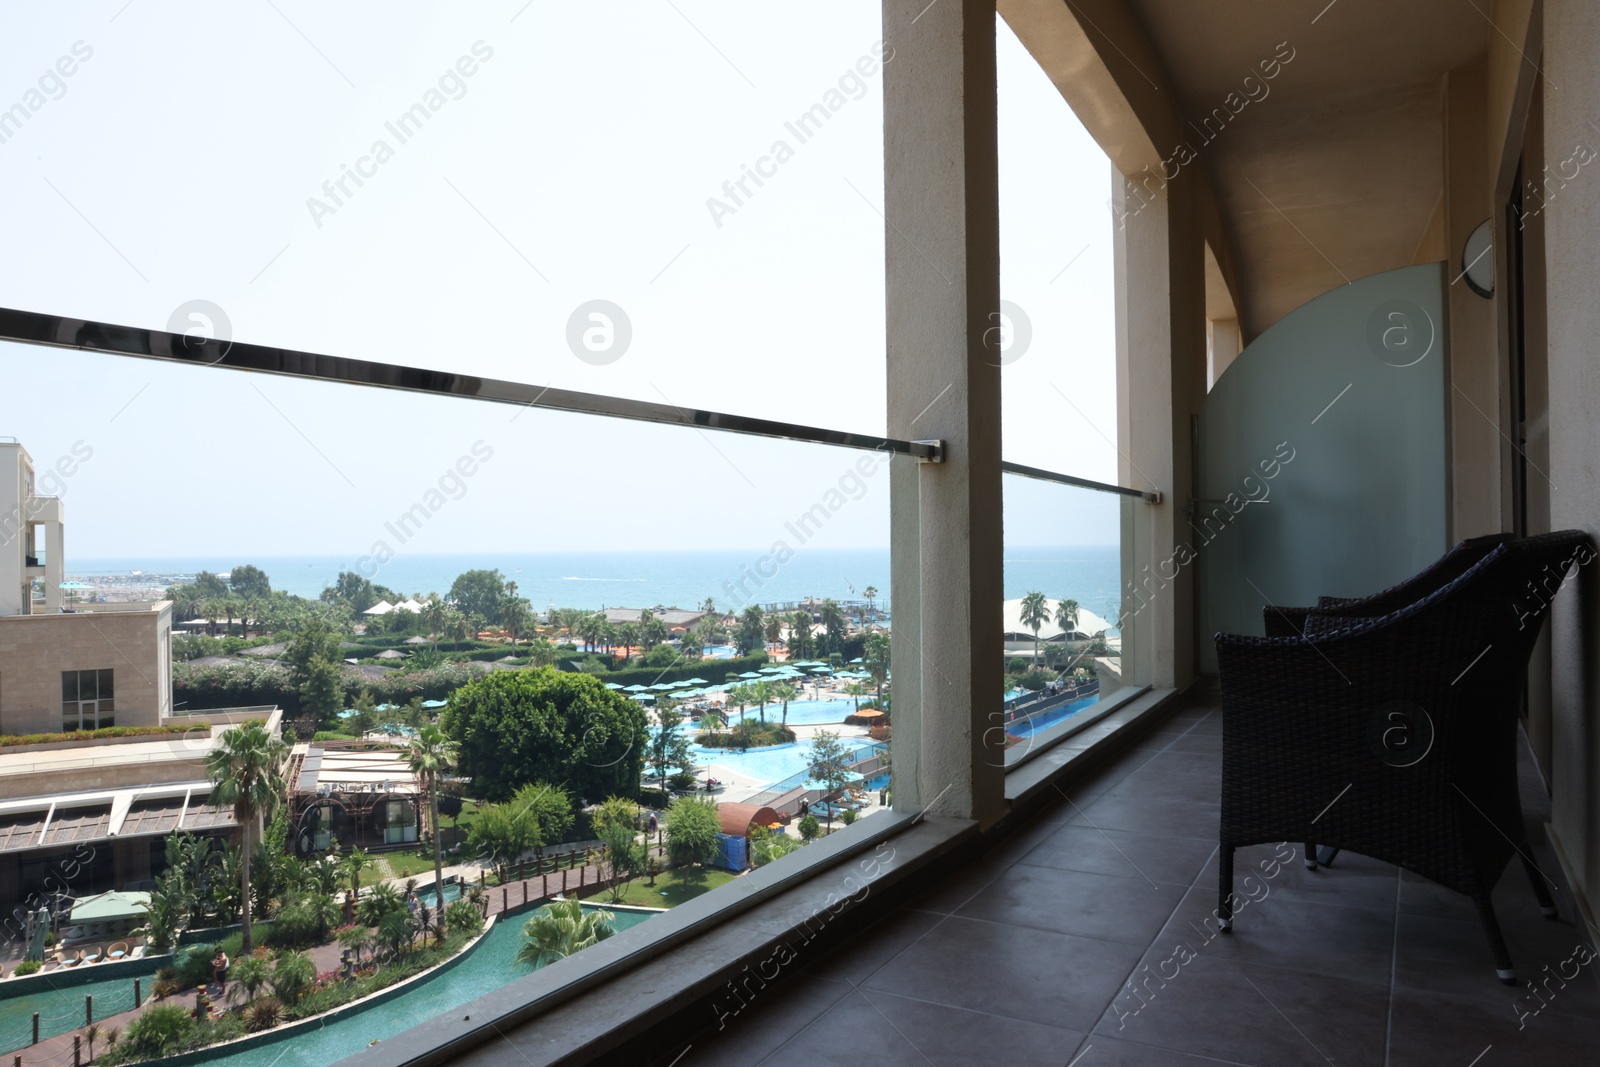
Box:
[690,741,815,783]
[1005,694,1101,739]
[201,905,652,1067]
[0,962,153,1051]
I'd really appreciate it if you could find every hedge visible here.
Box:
[0,723,209,748]
[173,660,491,715]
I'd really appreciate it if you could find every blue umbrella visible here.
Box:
[605,683,624,690]
[421,699,447,708]
[624,684,649,693]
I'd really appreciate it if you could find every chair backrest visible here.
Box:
[1315,532,1514,615]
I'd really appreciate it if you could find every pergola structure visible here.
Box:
[287,740,422,856]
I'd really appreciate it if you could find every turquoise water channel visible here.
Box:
[0,963,154,1051]
[203,905,652,1067]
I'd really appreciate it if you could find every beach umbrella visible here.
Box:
[686,677,711,685]
[849,658,864,664]
[604,683,624,690]
[650,683,677,691]
[633,692,656,702]
[421,699,447,708]
[337,709,359,720]
[623,684,649,693]
[738,671,762,679]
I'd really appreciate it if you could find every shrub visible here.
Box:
[14,959,40,975]
[312,730,358,742]
[119,1005,198,1059]
[0,723,207,748]
[751,832,801,867]
[665,795,721,866]
[1007,657,1028,673]
[175,944,218,989]
[841,808,858,825]
[445,900,484,936]
[668,771,697,792]
[798,815,820,840]
[271,951,315,1005]
[244,996,284,1032]
[43,931,55,947]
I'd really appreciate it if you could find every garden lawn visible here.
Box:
[606,866,739,908]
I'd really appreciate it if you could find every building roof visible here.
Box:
[0,781,238,853]
[1000,598,1114,642]
[364,599,428,616]
[599,608,707,628]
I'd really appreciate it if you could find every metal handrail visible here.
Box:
[0,306,1159,501]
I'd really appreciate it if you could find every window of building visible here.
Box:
[61,668,114,730]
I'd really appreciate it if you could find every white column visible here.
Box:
[884,0,1004,825]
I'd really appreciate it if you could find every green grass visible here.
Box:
[605,866,739,908]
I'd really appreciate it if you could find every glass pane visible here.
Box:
[1001,473,1136,765]
[62,704,76,730]
[997,14,1119,480]
[0,6,887,436]
[80,671,97,701]
[98,669,114,699]
[61,672,77,702]
[98,699,114,728]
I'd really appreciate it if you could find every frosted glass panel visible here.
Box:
[1196,263,1448,672]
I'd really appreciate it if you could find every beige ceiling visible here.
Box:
[1118,0,1488,336]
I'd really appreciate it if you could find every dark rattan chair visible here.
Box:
[1216,531,1594,982]
[1261,533,1513,638]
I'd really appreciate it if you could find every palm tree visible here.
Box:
[425,596,446,651]
[863,585,878,614]
[502,595,530,649]
[697,712,723,741]
[1053,598,1081,645]
[1019,591,1050,668]
[407,725,459,911]
[615,622,641,660]
[764,614,782,650]
[340,847,368,906]
[750,679,773,724]
[819,600,846,655]
[446,608,469,646]
[788,611,814,659]
[727,684,752,729]
[516,898,615,969]
[864,632,891,705]
[771,681,798,728]
[206,719,288,954]
[845,680,870,714]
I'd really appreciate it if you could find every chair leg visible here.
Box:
[1219,845,1234,932]
[1317,846,1341,867]
[1523,854,1559,918]
[1304,841,1318,870]
[1473,892,1518,984]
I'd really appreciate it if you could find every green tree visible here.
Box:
[735,605,765,656]
[726,683,752,729]
[597,821,648,903]
[229,564,272,600]
[771,681,798,728]
[271,950,315,1005]
[467,783,572,880]
[448,568,507,624]
[614,622,641,660]
[284,620,346,729]
[665,795,720,866]
[750,679,774,724]
[590,796,641,836]
[192,570,229,598]
[647,703,691,788]
[764,614,783,648]
[516,898,615,969]
[845,681,870,714]
[798,814,820,841]
[1019,591,1050,667]
[206,719,288,954]
[808,730,854,829]
[322,570,377,614]
[1053,597,1081,641]
[751,830,801,866]
[502,593,531,649]
[407,724,459,911]
[787,611,814,660]
[441,669,647,802]
[424,595,446,650]
[820,600,847,655]
[862,585,878,613]
[864,632,891,705]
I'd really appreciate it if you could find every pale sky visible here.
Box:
[0,2,1120,557]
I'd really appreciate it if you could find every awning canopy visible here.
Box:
[70,890,151,924]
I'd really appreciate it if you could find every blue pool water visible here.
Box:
[1005,694,1101,739]
[0,963,154,1051]
[690,741,815,783]
[201,905,653,1067]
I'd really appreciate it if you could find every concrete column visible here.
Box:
[884,0,1004,825]
[1114,168,1201,687]
[43,519,64,612]
[1207,318,1241,389]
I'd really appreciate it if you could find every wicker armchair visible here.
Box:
[1260,533,1513,637]
[1216,530,1594,982]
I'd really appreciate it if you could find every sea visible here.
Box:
[65,546,1122,624]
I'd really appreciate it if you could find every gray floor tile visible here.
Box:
[1016,823,1217,887]
[685,974,852,1067]
[1388,986,1600,1065]
[1068,1033,1263,1066]
[802,907,944,986]
[957,863,1187,945]
[864,914,1145,1032]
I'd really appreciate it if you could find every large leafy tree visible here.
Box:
[516,898,615,969]
[1019,591,1050,667]
[647,703,691,787]
[466,782,571,879]
[808,730,855,829]
[192,570,229,598]
[665,795,720,866]
[448,568,507,625]
[407,725,459,911]
[819,600,847,655]
[864,631,891,705]
[229,564,272,600]
[206,719,288,953]
[735,606,765,656]
[284,620,345,729]
[442,669,647,801]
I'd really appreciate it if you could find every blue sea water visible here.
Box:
[66,547,1123,623]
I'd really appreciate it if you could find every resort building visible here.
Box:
[0,442,174,734]
[1000,596,1114,659]
[286,740,422,858]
